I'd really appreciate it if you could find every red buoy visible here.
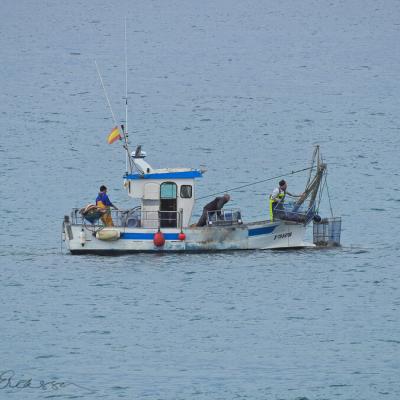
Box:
[178,232,186,241]
[153,231,165,247]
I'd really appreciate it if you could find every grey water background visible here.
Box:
[1,0,399,399]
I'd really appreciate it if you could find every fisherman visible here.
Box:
[196,194,231,227]
[96,185,119,227]
[269,180,302,221]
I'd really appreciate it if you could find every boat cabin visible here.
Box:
[124,149,203,229]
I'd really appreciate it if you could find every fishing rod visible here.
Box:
[95,58,133,174]
[196,166,314,200]
[95,60,118,126]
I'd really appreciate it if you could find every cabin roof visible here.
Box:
[124,168,203,180]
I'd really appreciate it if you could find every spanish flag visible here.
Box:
[107,126,121,144]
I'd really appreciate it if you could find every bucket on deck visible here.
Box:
[313,217,341,247]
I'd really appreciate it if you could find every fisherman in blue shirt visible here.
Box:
[96,185,118,226]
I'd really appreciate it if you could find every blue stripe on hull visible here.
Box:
[248,225,277,237]
[121,232,179,240]
[120,226,276,240]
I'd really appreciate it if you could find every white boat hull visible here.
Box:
[63,220,313,254]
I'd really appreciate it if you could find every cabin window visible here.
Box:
[180,185,192,198]
[160,182,177,199]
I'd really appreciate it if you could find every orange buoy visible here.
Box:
[153,231,165,247]
[178,232,186,241]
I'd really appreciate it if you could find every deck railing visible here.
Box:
[71,207,183,230]
[206,208,243,226]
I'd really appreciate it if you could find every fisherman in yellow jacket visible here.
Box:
[96,185,119,226]
[269,180,302,221]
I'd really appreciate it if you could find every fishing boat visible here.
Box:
[63,32,340,254]
[62,144,341,254]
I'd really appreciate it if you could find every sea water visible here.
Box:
[1,1,399,399]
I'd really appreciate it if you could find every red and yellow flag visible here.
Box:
[107,126,121,144]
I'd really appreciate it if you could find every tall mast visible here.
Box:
[124,18,129,174]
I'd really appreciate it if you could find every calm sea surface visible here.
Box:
[1,1,399,399]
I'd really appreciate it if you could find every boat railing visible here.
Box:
[138,209,183,229]
[206,208,243,226]
[71,207,183,230]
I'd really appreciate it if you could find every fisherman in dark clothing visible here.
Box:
[196,194,230,227]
